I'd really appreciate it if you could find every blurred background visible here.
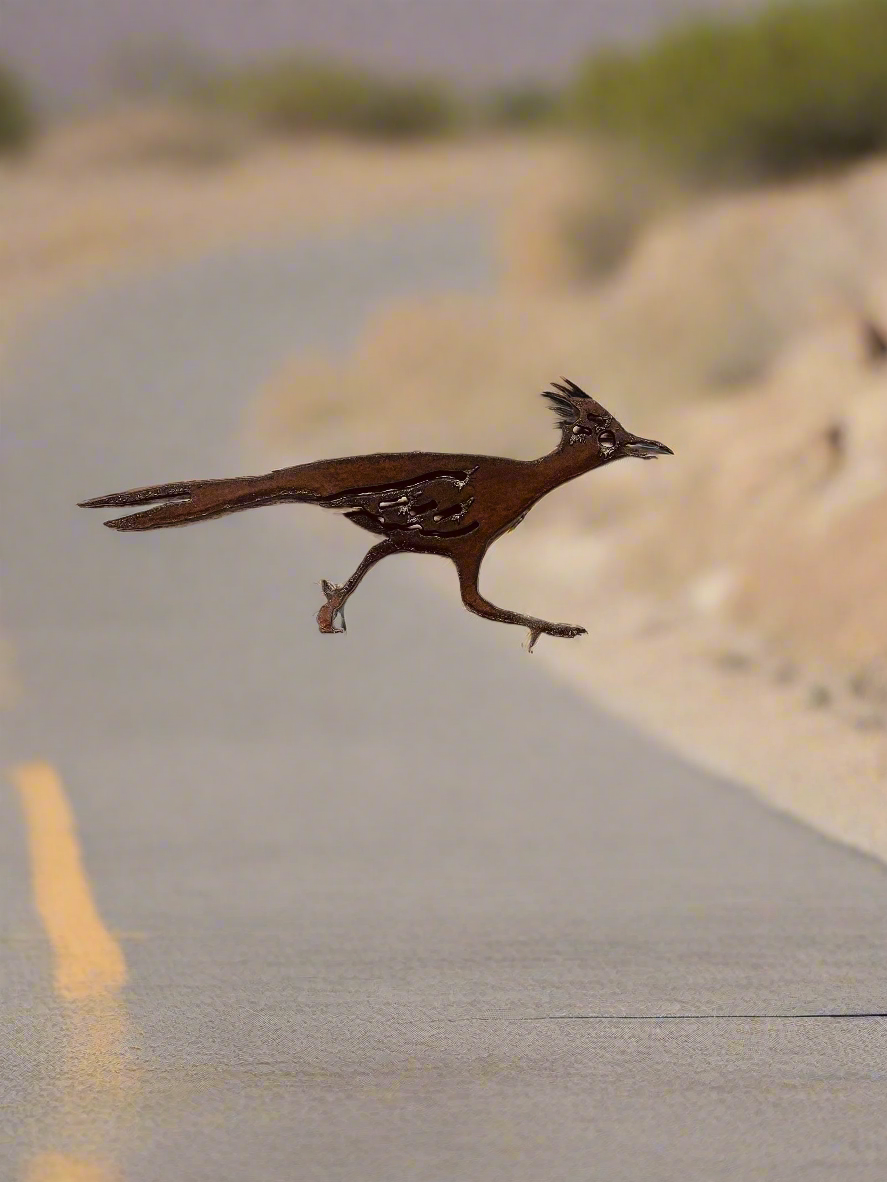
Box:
[10,8,887,1176]
[6,0,887,843]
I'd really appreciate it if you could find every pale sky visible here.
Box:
[1,0,766,106]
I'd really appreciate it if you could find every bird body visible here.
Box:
[80,380,672,650]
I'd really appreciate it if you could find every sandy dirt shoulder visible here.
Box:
[480,538,887,864]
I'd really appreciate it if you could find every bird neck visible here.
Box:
[531,433,604,496]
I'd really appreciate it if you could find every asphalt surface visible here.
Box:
[4,213,887,1181]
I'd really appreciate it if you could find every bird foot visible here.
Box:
[316,579,347,635]
[524,623,587,654]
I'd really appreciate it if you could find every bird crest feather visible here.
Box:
[541,378,611,429]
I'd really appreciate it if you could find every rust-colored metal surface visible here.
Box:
[79,379,672,650]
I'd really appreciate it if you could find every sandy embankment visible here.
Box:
[256,150,887,864]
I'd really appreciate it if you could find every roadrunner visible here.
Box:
[79,379,672,651]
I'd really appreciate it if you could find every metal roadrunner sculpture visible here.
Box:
[79,379,672,652]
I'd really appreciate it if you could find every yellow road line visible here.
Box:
[12,761,127,1001]
[23,1153,121,1182]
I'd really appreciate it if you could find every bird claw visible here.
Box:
[317,580,346,634]
[560,625,587,640]
[523,623,587,653]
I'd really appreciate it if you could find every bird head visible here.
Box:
[542,378,673,463]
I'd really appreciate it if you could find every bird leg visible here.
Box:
[316,539,399,635]
[454,552,586,653]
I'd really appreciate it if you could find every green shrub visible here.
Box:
[482,84,561,130]
[570,0,887,182]
[561,146,686,280]
[199,58,459,140]
[0,63,35,154]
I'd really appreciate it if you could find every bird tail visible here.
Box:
[78,475,278,531]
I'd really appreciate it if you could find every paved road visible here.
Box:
[4,214,887,1182]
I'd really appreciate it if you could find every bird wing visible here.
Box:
[319,467,479,538]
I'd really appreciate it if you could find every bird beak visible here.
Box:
[624,437,674,460]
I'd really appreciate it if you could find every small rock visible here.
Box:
[849,670,887,703]
[807,684,832,709]
[714,650,753,672]
[773,661,798,685]
[637,616,672,637]
[854,714,886,732]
